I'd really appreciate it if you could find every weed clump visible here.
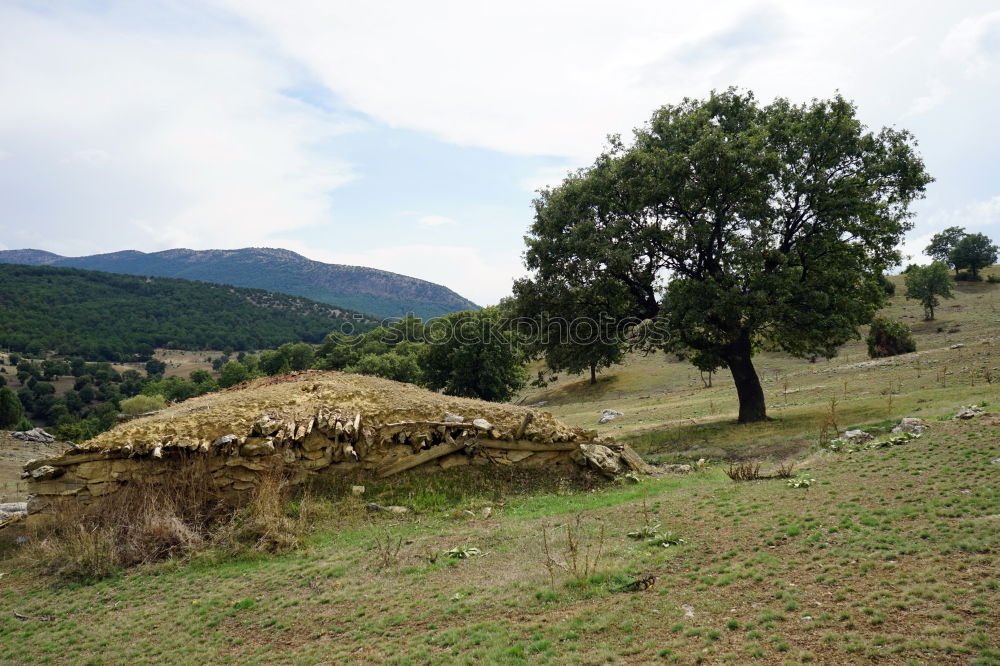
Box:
[725,461,762,481]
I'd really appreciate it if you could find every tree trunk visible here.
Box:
[722,335,768,423]
[590,362,597,385]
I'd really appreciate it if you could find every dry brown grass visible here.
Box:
[725,461,762,481]
[19,459,307,581]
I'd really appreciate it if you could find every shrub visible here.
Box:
[877,273,895,296]
[955,271,982,282]
[725,461,762,481]
[866,317,916,358]
[120,393,167,416]
[0,386,25,428]
[987,274,1000,284]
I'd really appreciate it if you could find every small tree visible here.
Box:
[420,308,527,402]
[925,226,966,273]
[866,317,916,358]
[949,233,998,281]
[345,352,423,385]
[509,278,628,385]
[0,386,25,428]
[218,361,250,388]
[904,262,954,319]
[145,359,167,377]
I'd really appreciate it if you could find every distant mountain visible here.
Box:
[0,264,380,360]
[0,247,480,319]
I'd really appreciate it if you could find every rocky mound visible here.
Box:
[22,372,650,522]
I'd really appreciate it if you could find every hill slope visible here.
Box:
[0,264,379,360]
[0,247,479,319]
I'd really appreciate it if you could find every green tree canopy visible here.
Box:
[925,226,966,271]
[420,308,527,402]
[949,233,998,281]
[218,361,251,388]
[345,352,423,385]
[523,89,931,422]
[509,279,629,385]
[0,386,24,428]
[903,262,953,319]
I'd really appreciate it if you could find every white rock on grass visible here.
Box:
[599,409,623,424]
[9,428,55,443]
[843,429,873,444]
[892,418,930,434]
[954,405,984,420]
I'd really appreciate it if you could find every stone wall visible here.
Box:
[22,373,651,523]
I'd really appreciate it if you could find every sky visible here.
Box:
[1,1,999,306]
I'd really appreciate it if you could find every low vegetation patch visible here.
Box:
[17,466,308,582]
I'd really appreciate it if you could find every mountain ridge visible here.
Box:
[0,247,479,319]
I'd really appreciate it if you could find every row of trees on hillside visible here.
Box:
[3,310,530,442]
[0,264,375,361]
[1,356,220,440]
[313,311,526,402]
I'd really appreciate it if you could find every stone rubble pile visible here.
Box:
[20,372,653,524]
[9,428,55,444]
[891,418,931,434]
[954,405,985,420]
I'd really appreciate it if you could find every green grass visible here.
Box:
[1,268,998,664]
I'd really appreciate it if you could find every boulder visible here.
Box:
[213,434,238,447]
[240,439,276,456]
[0,502,27,519]
[892,418,930,434]
[599,409,623,424]
[954,405,984,420]
[574,443,623,477]
[29,465,63,481]
[843,429,873,444]
[9,428,55,444]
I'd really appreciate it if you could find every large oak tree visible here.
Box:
[522,90,931,423]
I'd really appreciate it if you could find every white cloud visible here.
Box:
[907,79,951,116]
[417,215,457,227]
[520,166,578,194]
[60,149,113,166]
[211,1,983,160]
[941,9,1000,72]
[0,4,358,255]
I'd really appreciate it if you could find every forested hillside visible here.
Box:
[0,265,378,360]
[0,247,480,319]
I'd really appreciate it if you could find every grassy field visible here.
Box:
[520,269,1000,463]
[0,271,998,665]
